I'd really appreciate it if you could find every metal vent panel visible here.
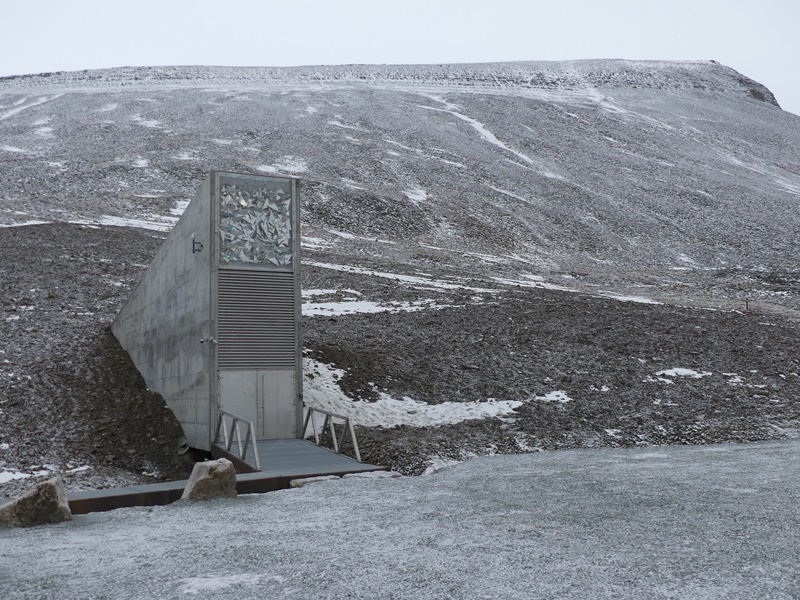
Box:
[218,269,296,369]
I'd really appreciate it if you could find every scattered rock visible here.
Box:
[0,477,72,528]
[1,224,799,488]
[289,475,340,488]
[180,458,237,500]
[342,471,402,479]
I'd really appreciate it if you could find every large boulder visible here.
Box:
[0,477,72,528]
[181,458,237,500]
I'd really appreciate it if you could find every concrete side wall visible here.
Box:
[112,175,215,450]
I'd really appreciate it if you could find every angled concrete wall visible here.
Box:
[112,175,215,450]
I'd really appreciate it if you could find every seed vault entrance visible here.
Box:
[214,173,302,439]
[215,173,302,441]
[112,171,302,451]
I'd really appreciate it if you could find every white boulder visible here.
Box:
[181,458,237,500]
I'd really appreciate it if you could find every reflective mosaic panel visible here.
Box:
[218,175,293,267]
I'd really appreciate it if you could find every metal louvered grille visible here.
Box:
[217,269,296,369]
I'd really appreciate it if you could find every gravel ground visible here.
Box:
[0,224,197,499]
[1,223,798,497]
[2,440,799,599]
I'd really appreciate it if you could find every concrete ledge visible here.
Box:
[68,480,187,515]
[67,460,385,514]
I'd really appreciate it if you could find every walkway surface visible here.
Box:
[67,439,382,514]
[236,438,379,477]
[2,440,799,599]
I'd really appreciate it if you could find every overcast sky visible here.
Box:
[1,0,798,115]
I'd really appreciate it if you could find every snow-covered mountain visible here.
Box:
[1,60,797,279]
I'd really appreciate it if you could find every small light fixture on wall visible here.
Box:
[191,233,204,254]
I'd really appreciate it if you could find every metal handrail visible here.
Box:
[214,410,261,471]
[302,406,361,462]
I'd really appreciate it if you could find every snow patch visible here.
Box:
[307,261,494,293]
[170,200,190,216]
[403,186,428,204]
[303,359,528,428]
[0,220,51,228]
[0,94,63,121]
[656,368,712,379]
[68,215,177,232]
[487,185,532,204]
[599,292,662,305]
[303,299,448,317]
[131,114,164,129]
[328,119,362,131]
[422,458,462,476]
[0,145,29,153]
[179,573,284,595]
[340,178,364,191]
[492,275,574,292]
[723,372,744,385]
[65,465,91,474]
[535,390,572,403]
[419,95,565,181]
[171,151,196,161]
[0,467,50,484]
[257,156,307,174]
[326,230,397,245]
[301,236,333,250]
[302,288,352,297]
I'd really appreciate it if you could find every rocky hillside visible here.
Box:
[1,60,797,277]
[0,61,798,493]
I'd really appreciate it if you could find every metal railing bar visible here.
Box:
[215,409,261,471]
[250,435,261,471]
[234,422,243,458]
[242,427,252,463]
[214,413,226,449]
[337,421,347,455]
[302,405,361,462]
[348,420,361,462]
[326,415,340,453]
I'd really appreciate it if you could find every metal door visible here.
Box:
[219,369,296,439]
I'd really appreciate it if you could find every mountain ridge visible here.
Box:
[1,59,796,288]
[0,60,780,107]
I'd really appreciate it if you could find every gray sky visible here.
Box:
[1,0,798,115]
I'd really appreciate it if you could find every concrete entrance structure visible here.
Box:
[113,171,302,451]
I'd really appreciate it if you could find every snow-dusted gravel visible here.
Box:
[2,440,799,599]
[2,223,798,493]
[1,61,798,280]
[1,59,799,492]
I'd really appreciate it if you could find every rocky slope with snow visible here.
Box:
[1,60,798,492]
[1,60,797,277]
